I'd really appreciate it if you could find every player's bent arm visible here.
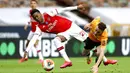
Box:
[24,22,30,31]
[95,47,105,67]
[24,25,28,31]
[94,39,107,67]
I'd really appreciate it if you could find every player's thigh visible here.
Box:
[68,22,88,42]
[57,32,71,42]
[34,26,42,36]
[37,34,42,41]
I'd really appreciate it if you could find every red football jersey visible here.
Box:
[38,13,72,34]
[29,10,38,32]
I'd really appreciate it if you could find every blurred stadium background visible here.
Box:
[0,0,130,73]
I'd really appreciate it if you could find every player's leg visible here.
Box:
[54,22,86,68]
[66,22,89,55]
[34,35,44,63]
[19,31,34,62]
[82,36,102,67]
[53,35,72,68]
[19,27,42,63]
[82,37,98,64]
[19,34,40,63]
[86,48,95,64]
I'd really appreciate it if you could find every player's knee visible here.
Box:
[57,35,67,42]
[95,50,100,56]
[53,37,61,43]
[34,40,39,47]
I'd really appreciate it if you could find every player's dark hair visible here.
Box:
[31,0,38,4]
[30,9,40,16]
[98,22,106,31]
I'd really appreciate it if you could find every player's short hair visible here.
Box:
[30,9,40,16]
[31,0,38,4]
[98,22,106,31]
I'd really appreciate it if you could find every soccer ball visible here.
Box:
[42,59,55,71]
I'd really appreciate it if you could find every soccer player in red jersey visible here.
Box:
[20,4,88,68]
[19,0,43,63]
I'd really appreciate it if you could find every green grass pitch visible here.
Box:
[0,57,129,73]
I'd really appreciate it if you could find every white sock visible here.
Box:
[37,51,43,60]
[34,41,44,61]
[103,56,107,62]
[59,49,71,62]
[25,55,28,59]
[53,37,71,62]
[89,50,93,58]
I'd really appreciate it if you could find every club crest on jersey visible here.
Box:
[45,22,48,25]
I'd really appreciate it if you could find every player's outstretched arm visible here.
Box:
[91,47,105,73]
[47,4,85,16]
[58,4,85,13]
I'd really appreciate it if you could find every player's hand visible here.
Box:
[77,4,86,11]
[24,25,28,31]
[84,24,91,31]
[91,65,98,73]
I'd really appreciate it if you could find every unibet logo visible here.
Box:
[0,42,15,56]
[106,40,115,54]
[73,41,84,55]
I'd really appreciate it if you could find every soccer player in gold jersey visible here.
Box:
[82,16,117,73]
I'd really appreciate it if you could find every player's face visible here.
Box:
[30,1,37,9]
[94,26,103,36]
[32,12,44,23]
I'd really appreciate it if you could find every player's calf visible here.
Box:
[82,49,90,56]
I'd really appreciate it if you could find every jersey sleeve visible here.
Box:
[47,6,77,16]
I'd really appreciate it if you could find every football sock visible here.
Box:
[59,49,71,62]
[34,41,44,61]
[89,50,93,58]
[103,56,107,62]
[37,50,43,60]
[25,55,28,59]
[53,37,71,62]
